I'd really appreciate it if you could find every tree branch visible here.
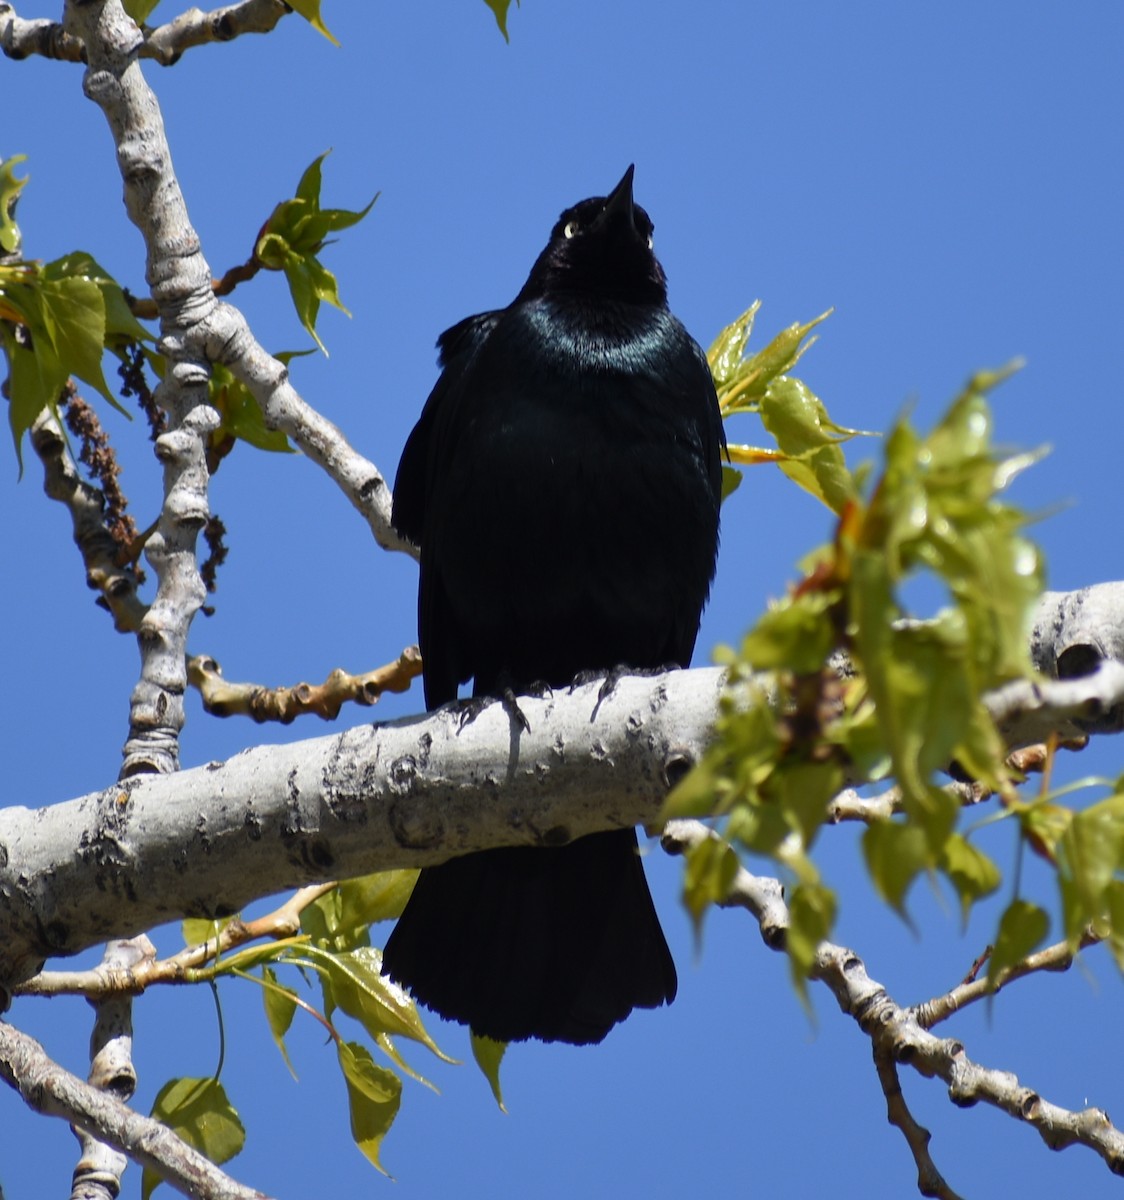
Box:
[142,0,290,65]
[187,645,423,722]
[661,820,1124,1181]
[0,3,85,61]
[1,0,291,65]
[65,0,220,777]
[70,937,150,1199]
[0,1019,271,1200]
[29,407,148,634]
[872,1044,965,1200]
[1,582,1122,990]
[18,886,335,999]
[913,929,1103,1030]
[0,668,726,987]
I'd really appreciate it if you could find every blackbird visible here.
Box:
[382,166,724,1044]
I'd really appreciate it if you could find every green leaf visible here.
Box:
[470,1033,508,1112]
[1101,880,1124,974]
[482,0,517,40]
[1058,794,1124,944]
[182,916,234,948]
[720,464,743,502]
[786,881,837,1000]
[4,270,115,405]
[256,154,377,353]
[3,325,64,473]
[681,833,739,933]
[372,1032,440,1093]
[760,376,865,513]
[141,1077,245,1199]
[986,899,1050,988]
[0,155,28,254]
[50,251,153,345]
[209,361,293,454]
[862,820,929,915]
[261,966,299,1081]
[337,1041,402,1177]
[300,871,419,955]
[707,302,760,387]
[336,871,420,928]
[286,0,340,45]
[709,305,830,414]
[739,589,840,674]
[938,832,1001,922]
[308,944,453,1061]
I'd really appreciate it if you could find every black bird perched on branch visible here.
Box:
[382,166,724,1044]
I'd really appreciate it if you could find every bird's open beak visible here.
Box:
[593,164,637,234]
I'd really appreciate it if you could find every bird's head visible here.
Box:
[517,165,669,306]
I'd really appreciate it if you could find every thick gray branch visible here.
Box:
[0,670,725,987]
[2,578,1122,990]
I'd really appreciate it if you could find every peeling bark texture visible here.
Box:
[0,669,726,987]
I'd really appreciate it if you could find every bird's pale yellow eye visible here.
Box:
[563,220,579,239]
[646,234,654,249]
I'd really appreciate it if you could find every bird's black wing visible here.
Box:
[391,310,502,548]
[392,311,502,708]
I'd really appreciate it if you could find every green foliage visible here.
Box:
[667,357,1051,991]
[158,871,448,1177]
[337,1041,402,1177]
[1,250,152,470]
[255,152,377,354]
[710,303,873,513]
[483,0,519,41]
[471,1033,508,1111]
[208,360,295,455]
[0,155,27,254]
[988,899,1050,987]
[261,966,299,1080]
[142,1077,245,1198]
[285,0,340,45]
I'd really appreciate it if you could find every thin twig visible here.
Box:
[188,646,423,722]
[16,884,338,999]
[873,1044,966,1200]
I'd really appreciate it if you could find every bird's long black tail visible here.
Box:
[382,829,677,1045]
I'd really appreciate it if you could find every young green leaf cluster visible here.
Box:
[254,152,377,355]
[667,331,1116,998]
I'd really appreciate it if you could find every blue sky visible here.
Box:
[3,2,1123,1196]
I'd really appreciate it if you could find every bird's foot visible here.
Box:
[588,662,681,719]
[455,688,533,733]
[501,686,532,734]
[455,695,492,730]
